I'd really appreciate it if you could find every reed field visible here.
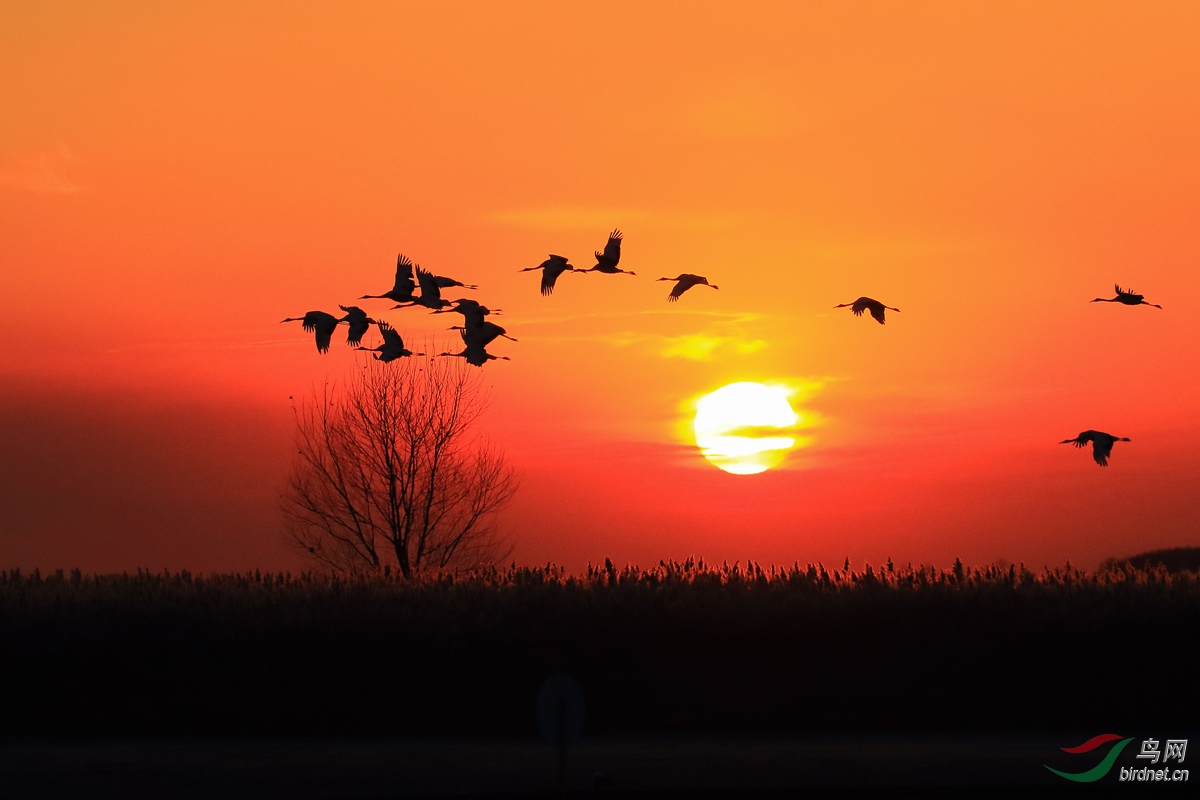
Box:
[1,557,1196,736]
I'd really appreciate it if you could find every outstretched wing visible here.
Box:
[461,324,485,347]
[668,276,697,302]
[596,230,622,267]
[302,310,334,331]
[304,311,339,353]
[1066,430,1095,448]
[338,304,366,318]
[541,260,569,295]
[867,301,887,325]
[345,318,371,346]
[376,320,404,349]
[475,321,506,346]
[1091,437,1114,466]
[416,265,442,303]
[393,254,417,296]
[337,305,372,345]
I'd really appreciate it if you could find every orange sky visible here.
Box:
[3,1,1199,573]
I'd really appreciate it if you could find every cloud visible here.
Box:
[517,310,769,361]
[658,312,770,361]
[0,144,91,194]
[660,333,766,361]
[516,308,764,329]
[598,324,767,362]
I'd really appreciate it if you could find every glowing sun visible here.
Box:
[693,382,798,475]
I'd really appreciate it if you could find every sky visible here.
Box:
[2,1,1199,573]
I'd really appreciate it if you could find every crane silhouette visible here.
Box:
[835,297,900,325]
[281,311,340,353]
[394,265,453,310]
[1091,284,1162,309]
[439,329,510,367]
[356,321,423,362]
[449,320,517,346]
[521,255,576,295]
[658,274,718,302]
[360,253,419,304]
[432,298,501,331]
[1060,430,1130,466]
[578,230,635,275]
[337,305,375,347]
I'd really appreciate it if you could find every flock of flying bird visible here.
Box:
[283,230,1164,467]
[281,229,720,367]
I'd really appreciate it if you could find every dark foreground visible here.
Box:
[3,560,1198,737]
[3,732,1194,798]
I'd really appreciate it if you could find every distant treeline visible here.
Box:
[1102,546,1200,574]
[1,557,1196,736]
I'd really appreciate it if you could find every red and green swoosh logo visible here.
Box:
[1045,734,1134,782]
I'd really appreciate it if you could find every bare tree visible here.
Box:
[282,356,517,576]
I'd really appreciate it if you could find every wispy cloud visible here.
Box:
[0,144,91,195]
[567,313,770,362]
[514,309,768,359]
[515,309,764,329]
[658,312,769,361]
[659,333,767,361]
